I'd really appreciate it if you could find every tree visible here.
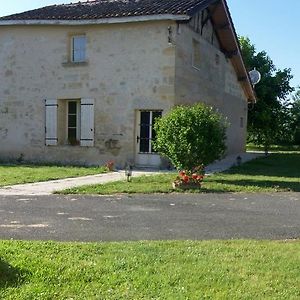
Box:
[239,37,294,151]
[290,88,300,144]
[153,104,227,170]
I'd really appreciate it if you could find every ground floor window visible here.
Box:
[45,98,94,147]
[67,100,80,145]
[138,110,162,153]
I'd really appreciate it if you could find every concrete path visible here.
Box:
[205,152,263,174]
[0,152,263,196]
[0,170,158,196]
[0,193,299,241]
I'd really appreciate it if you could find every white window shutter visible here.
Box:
[45,99,58,146]
[80,98,94,147]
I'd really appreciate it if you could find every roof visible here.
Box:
[0,0,215,21]
[0,0,256,102]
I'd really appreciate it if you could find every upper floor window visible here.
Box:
[71,35,86,62]
[192,38,201,70]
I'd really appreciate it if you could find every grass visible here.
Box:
[61,152,300,194]
[0,240,299,299]
[0,164,107,187]
[247,143,300,152]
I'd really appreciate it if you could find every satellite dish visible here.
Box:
[249,68,261,86]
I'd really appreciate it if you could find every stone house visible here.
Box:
[0,0,255,168]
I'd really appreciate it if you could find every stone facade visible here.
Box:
[0,16,248,167]
[174,12,248,154]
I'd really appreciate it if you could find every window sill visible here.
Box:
[62,61,89,67]
[138,152,160,155]
[56,144,82,148]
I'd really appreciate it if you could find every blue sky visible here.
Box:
[227,0,300,89]
[1,0,299,89]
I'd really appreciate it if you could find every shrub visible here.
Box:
[153,103,227,170]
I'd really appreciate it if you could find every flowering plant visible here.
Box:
[173,165,205,188]
[105,160,114,171]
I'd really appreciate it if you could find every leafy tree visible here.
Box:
[290,88,300,144]
[239,37,294,151]
[153,104,227,170]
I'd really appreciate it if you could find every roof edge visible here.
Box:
[0,14,190,26]
[220,0,256,102]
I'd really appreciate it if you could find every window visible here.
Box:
[67,100,80,145]
[45,98,94,147]
[192,38,201,69]
[71,35,86,62]
[138,111,162,153]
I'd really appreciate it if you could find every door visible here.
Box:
[135,110,162,167]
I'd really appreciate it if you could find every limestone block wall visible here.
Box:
[174,20,248,154]
[0,21,176,166]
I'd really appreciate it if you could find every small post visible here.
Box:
[125,164,133,182]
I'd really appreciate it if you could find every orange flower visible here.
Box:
[183,175,189,183]
[197,175,204,181]
[179,171,185,177]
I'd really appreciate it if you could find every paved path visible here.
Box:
[0,152,263,195]
[0,170,158,196]
[0,193,299,241]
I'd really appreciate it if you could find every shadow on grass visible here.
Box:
[210,179,300,192]
[224,153,300,178]
[0,259,27,289]
[173,187,228,194]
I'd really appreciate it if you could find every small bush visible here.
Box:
[153,103,227,170]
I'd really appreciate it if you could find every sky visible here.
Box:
[1,0,299,89]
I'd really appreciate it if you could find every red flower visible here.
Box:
[179,171,185,177]
[197,175,204,181]
[183,175,189,183]
[192,174,198,179]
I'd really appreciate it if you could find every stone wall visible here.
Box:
[0,16,249,167]
[0,21,175,166]
[174,16,248,154]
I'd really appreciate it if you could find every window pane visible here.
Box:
[140,124,150,152]
[140,138,150,153]
[152,111,162,124]
[68,102,77,114]
[68,128,77,140]
[67,101,79,142]
[68,115,77,128]
[140,124,150,139]
[140,111,150,126]
[72,36,86,62]
[139,111,150,153]
[151,111,162,152]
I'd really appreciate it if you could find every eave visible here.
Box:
[208,0,257,102]
[0,14,190,26]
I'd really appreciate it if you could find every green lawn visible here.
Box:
[1,240,299,299]
[61,152,300,194]
[0,165,107,187]
[247,143,300,152]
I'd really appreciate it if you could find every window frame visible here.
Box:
[71,35,87,63]
[66,100,81,145]
[138,110,162,154]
